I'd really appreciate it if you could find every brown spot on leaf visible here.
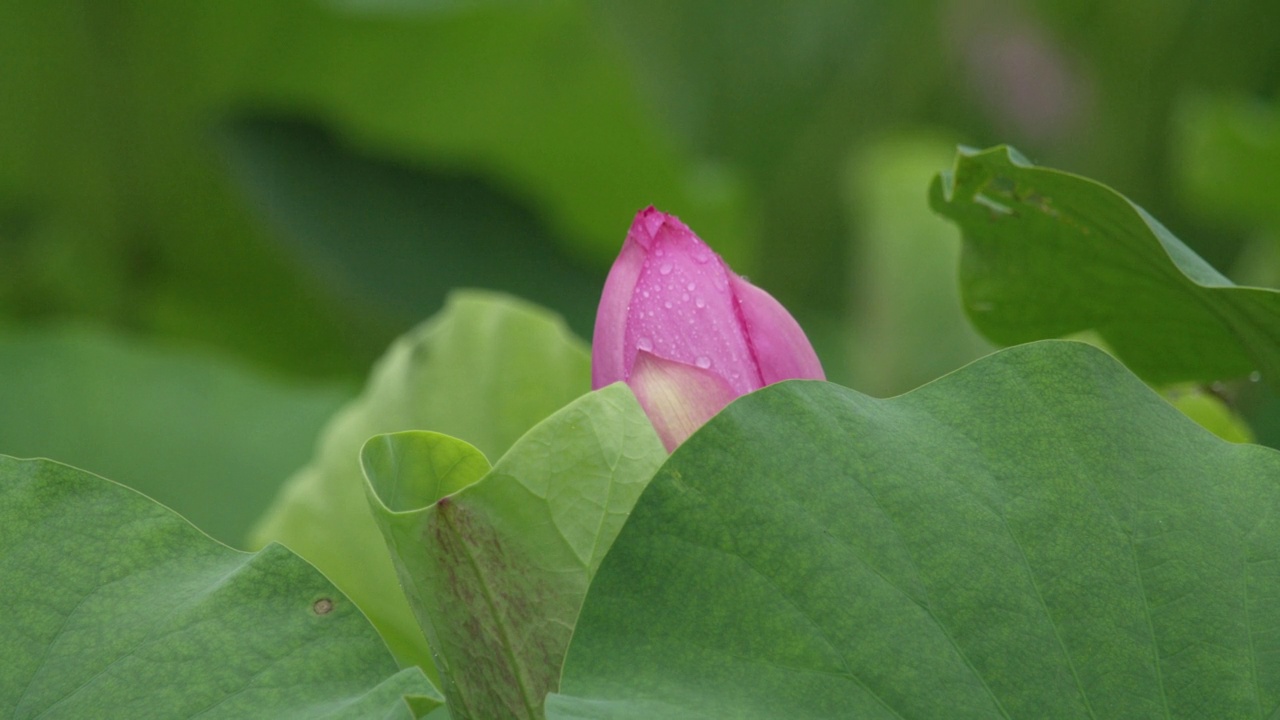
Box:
[420,497,571,719]
[312,598,334,615]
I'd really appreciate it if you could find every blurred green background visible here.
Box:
[3,0,1279,546]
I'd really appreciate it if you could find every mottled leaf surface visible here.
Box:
[364,384,665,720]
[551,341,1280,719]
[252,291,591,672]
[1,456,441,720]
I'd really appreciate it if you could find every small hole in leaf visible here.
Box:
[313,598,334,615]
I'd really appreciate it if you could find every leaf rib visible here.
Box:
[843,469,1015,720]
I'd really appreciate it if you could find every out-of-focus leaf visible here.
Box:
[1170,95,1280,450]
[0,325,351,547]
[969,0,1280,267]
[362,386,664,719]
[0,3,384,378]
[251,291,591,673]
[846,134,993,395]
[930,145,1280,387]
[220,116,600,337]
[1173,94,1280,235]
[550,341,1280,718]
[596,1,943,311]
[1164,383,1255,444]
[1,456,441,719]
[229,0,747,268]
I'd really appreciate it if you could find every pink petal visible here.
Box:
[627,351,740,452]
[591,211,653,389]
[729,275,826,385]
[622,212,761,395]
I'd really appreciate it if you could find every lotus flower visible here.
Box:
[593,207,825,451]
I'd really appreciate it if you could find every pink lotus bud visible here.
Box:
[592,207,825,451]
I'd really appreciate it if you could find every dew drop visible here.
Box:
[664,301,673,309]
[1251,371,1262,382]
[637,337,653,352]
[695,356,712,369]
[682,293,690,302]
[641,290,649,298]
[659,262,673,275]
[695,296,706,308]
[655,247,665,257]
[686,282,696,291]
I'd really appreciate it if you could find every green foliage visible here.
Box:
[0,2,386,378]
[251,291,592,672]
[362,385,665,719]
[229,0,748,268]
[1173,95,1280,237]
[1,456,440,719]
[1164,384,1255,444]
[7,3,1280,717]
[219,117,602,337]
[0,325,350,547]
[551,341,1280,718]
[0,1,746,377]
[845,135,993,395]
[931,145,1280,387]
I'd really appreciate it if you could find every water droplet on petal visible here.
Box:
[637,337,653,352]
[682,293,689,302]
[664,301,673,309]
[641,290,649,298]
[695,296,706,308]
[659,262,673,275]
[686,282,696,291]
[695,356,712,369]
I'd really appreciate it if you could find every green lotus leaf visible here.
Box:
[364,383,665,720]
[1,456,441,720]
[251,291,591,673]
[551,340,1280,718]
[0,325,350,547]
[930,145,1280,387]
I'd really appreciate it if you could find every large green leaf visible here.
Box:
[1,455,441,719]
[251,291,591,673]
[930,145,1280,386]
[550,340,1280,718]
[0,325,351,547]
[363,384,665,720]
